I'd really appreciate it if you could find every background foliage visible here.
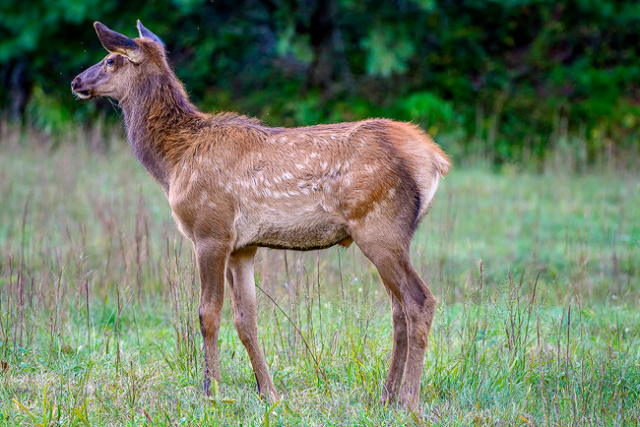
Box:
[1,0,640,166]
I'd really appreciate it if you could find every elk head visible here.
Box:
[71,20,165,101]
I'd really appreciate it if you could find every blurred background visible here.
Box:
[1,0,639,169]
[1,2,640,423]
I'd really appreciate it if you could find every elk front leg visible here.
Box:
[226,247,279,402]
[196,240,231,395]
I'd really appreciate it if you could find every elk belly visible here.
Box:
[235,204,349,251]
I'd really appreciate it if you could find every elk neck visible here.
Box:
[119,72,199,193]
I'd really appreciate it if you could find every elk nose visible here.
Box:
[71,77,81,91]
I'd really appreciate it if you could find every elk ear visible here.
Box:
[137,20,165,49]
[94,22,142,64]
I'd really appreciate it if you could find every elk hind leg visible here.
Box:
[398,262,436,410]
[355,233,435,410]
[380,288,409,405]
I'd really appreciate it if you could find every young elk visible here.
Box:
[72,21,450,410]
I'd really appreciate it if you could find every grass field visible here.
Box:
[1,130,639,426]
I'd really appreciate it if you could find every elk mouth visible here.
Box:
[73,89,92,99]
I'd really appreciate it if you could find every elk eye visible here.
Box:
[106,58,114,67]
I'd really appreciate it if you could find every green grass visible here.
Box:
[0,130,639,426]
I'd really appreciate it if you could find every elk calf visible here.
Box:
[72,21,451,410]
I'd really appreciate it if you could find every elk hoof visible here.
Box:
[258,385,280,404]
[267,389,280,404]
[202,377,211,396]
[379,388,398,406]
[399,393,421,414]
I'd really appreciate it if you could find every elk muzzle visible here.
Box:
[71,76,92,99]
